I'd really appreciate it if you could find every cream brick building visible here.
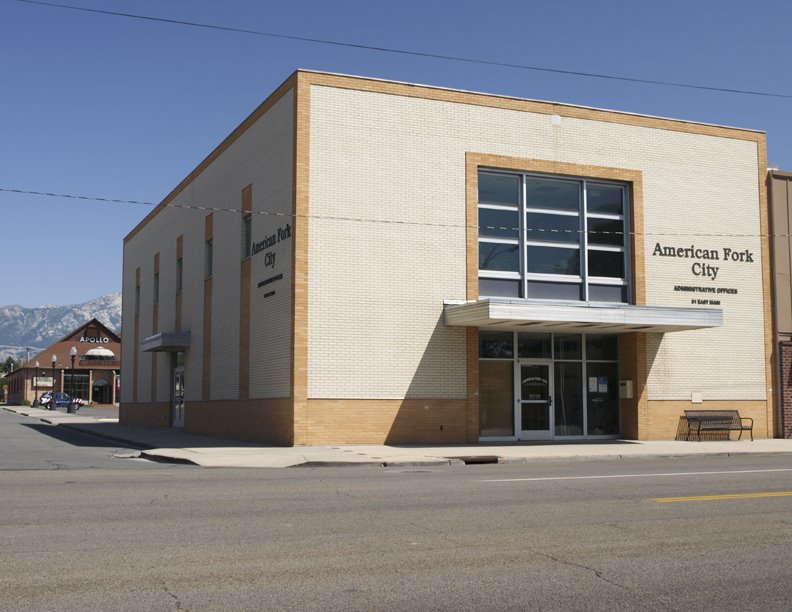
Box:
[121,70,775,444]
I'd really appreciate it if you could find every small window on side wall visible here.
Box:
[205,239,213,279]
[242,214,252,259]
[176,257,183,294]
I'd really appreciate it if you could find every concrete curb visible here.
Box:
[296,459,460,469]
[7,404,792,469]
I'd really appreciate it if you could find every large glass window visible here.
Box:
[555,362,583,436]
[480,331,514,359]
[479,331,620,439]
[586,362,619,435]
[478,171,630,303]
[65,373,89,401]
[517,333,551,359]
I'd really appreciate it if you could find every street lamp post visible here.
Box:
[50,354,56,411]
[33,361,40,407]
[68,347,77,414]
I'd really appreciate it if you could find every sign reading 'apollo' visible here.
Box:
[80,337,110,344]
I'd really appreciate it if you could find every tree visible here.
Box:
[1,356,20,377]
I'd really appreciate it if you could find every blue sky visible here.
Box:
[2,0,791,308]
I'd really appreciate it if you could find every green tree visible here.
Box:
[1,356,20,376]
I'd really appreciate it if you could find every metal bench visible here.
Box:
[684,410,753,441]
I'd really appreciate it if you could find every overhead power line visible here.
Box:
[0,187,154,207]
[0,186,785,238]
[16,0,792,101]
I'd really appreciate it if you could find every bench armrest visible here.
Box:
[740,417,753,427]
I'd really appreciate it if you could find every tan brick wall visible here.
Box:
[119,401,170,428]
[122,86,295,410]
[618,333,646,440]
[185,398,293,444]
[643,400,770,440]
[301,399,468,445]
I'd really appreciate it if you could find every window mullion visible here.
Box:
[521,175,527,298]
[582,180,589,301]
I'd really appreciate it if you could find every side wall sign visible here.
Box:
[254,223,292,299]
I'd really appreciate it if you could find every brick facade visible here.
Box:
[121,71,773,444]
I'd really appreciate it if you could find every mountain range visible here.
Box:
[0,293,121,363]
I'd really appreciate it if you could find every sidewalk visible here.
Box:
[6,405,792,468]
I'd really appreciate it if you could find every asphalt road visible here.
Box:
[2,410,792,611]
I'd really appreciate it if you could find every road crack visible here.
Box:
[161,582,184,610]
[528,548,629,589]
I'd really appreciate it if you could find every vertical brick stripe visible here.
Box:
[240,184,252,399]
[203,214,213,400]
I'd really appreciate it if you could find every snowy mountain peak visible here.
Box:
[0,293,121,362]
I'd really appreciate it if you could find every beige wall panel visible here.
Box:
[208,199,241,400]
[639,139,765,401]
[135,264,153,399]
[120,257,138,403]
[122,89,295,406]
[179,203,210,402]
[307,85,767,404]
[308,87,470,399]
[123,192,207,404]
[153,239,176,403]
[247,90,294,399]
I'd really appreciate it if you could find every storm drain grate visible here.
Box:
[450,455,499,465]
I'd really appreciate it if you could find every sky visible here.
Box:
[2,0,792,308]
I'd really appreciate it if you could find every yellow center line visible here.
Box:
[654,491,792,503]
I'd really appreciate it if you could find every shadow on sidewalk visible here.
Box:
[56,421,283,449]
[22,422,147,449]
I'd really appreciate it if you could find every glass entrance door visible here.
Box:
[517,361,552,440]
[171,367,185,428]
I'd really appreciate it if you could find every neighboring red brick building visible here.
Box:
[769,169,792,438]
[6,318,121,406]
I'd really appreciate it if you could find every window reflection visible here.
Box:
[526,178,579,212]
[526,213,579,243]
[526,246,580,275]
[479,173,520,205]
[479,243,520,272]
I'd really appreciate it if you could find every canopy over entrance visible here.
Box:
[141,331,192,352]
[444,299,722,333]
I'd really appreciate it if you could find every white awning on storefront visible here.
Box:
[86,347,116,358]
[443,299,722,333]
[141,331,192,352]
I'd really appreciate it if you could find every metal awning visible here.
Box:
[141,331,191,352]
[443,299,722,333]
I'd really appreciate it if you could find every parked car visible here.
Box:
[39,392,85,410]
